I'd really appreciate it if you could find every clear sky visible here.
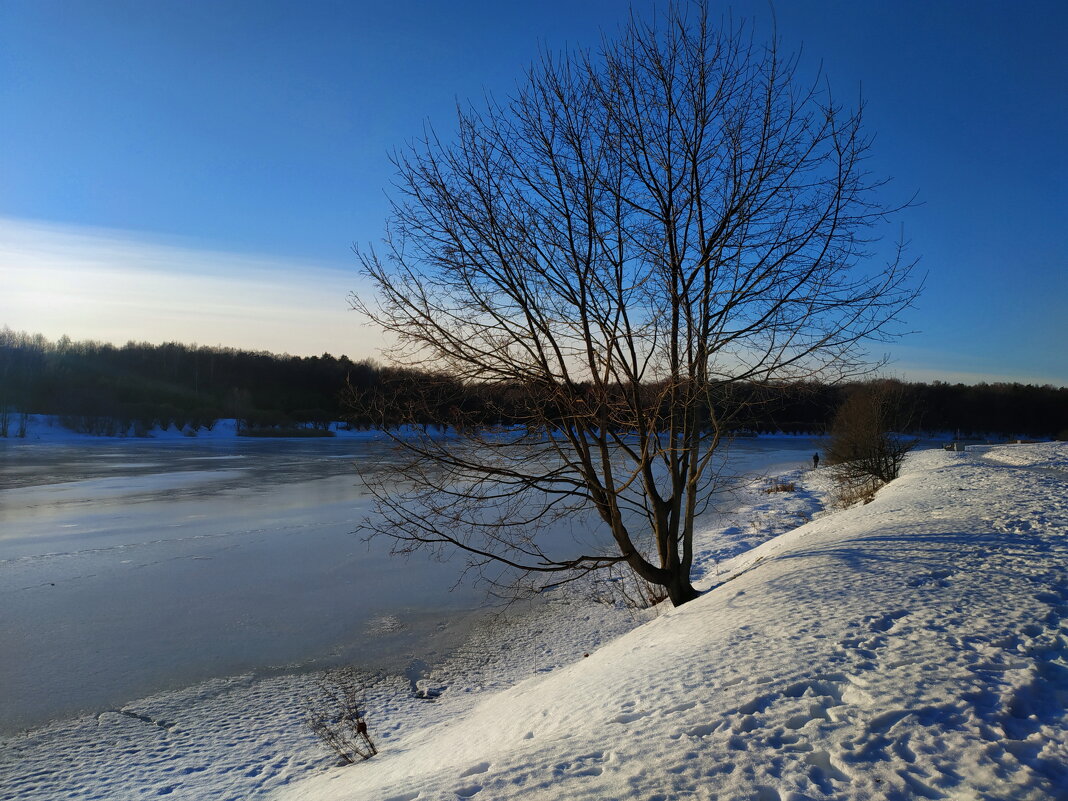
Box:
[1,1,1065,385]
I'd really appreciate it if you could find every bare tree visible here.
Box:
[351,6,920,607]
[826,380,917,488]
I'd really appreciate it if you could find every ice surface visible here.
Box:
[0,437,492,733]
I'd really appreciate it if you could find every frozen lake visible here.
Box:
[0,434,820,733]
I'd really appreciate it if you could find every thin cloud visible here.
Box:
[0,217,379,358]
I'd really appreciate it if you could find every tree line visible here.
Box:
[0,329,1063,438]
[0,329,370,435]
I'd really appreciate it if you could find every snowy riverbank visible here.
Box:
[5,413,836,443]
[1,414,396,442]
[2,443,1065,800]
[279,442,1068,801]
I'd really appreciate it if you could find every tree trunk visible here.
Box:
[665,571,701,607]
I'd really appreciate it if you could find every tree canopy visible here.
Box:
[353,6,923,606]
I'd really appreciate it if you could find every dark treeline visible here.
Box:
[756,380,1067,439]
[0,330,1064,438]
[0,329,373,435]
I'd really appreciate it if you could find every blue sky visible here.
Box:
[1,1,1065,385]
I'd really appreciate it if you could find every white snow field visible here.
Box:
[276,443,1068,801]
[1,442,1065,800]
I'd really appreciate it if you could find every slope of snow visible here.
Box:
[278,445,1068,801]
[971,441,1068,472]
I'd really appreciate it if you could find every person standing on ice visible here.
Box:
[812,452,820,470]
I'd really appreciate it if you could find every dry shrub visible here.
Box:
[831,469,882,508]
[763,480,795,494]
[305,668,378,764]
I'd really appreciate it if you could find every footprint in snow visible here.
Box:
[663,700,698,715]
[907,570,953,588]
[865,609,909,632]
[806,749,850,785]
[684,722,719,738]
[552,751,609,777]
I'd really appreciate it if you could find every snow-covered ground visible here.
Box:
[2,414,405,442]
[2,442,1066,800]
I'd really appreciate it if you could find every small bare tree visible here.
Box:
[352,5,920,606]
[826,380,916,498]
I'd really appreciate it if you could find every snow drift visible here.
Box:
[280,444,1068,801]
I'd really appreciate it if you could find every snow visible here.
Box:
[8,413,835,445]
[2,443,1066,800]
[970,441,1068,472]
[5,414,411,442]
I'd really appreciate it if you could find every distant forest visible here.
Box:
[0,330,1064,438]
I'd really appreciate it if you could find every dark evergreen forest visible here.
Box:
[0,330,1064,438]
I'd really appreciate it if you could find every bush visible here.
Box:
[305,668,378,764]
[830,470,881,508]
[827,381,916,484]
[763,480,795,494]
